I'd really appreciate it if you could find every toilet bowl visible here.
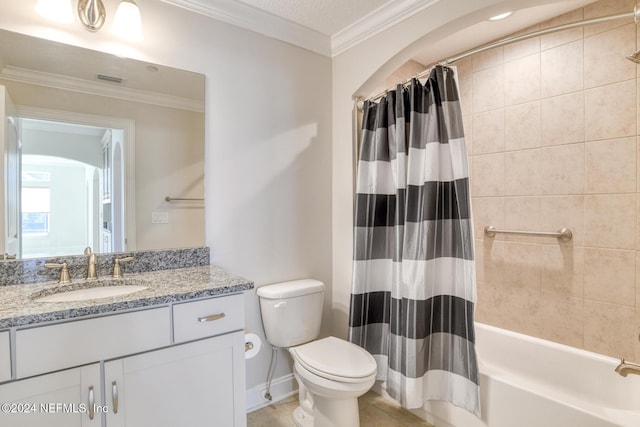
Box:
[289,337,377,427]
[257,279,377,427]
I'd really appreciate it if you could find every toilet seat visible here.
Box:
[290,336,377,383]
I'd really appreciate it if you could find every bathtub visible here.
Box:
[415,323,640,427]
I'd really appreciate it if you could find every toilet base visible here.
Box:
[293,405,313,427]
[313,395,360,427]
[292,396,360,427]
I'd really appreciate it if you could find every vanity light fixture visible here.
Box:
[35,0,75,24]
[489,11,513,21]
[38,0,143,41]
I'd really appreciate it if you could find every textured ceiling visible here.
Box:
[230,0,391,35]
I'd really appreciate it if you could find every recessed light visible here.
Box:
[489,11,513,21]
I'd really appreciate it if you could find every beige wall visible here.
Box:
[463,0,640,359]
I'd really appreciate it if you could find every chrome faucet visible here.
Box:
[615,358,640,377]
[84,247,98,280]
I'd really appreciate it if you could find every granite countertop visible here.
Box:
[0,265,253,329]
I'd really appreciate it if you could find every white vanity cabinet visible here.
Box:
[0,363,102,427]
[0,293,247,427]
[0,331,10,382]
[105,332,245,427]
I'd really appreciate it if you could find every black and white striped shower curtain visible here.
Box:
[348,66,480,416]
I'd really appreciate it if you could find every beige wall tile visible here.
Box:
[584,248,636,305]
[541,40,583,97]
[503,34,540,62]
[637,197,640,254]
[471,153,504,196]
[583,0,638,37]
[584,299,636,358]
[454,57,473,80]
[540,9,584,50]
[585,137,636,194]
[473,66,504,113]
[472,109,504,154]
[505,149,541,196]
[584,24,637,88]
[475,281,504,325]
[472,197,504,239]
[636,309,640,361]
[541,294,584,348]
[585,79,636,141]
[637,252,640,307]
[504,197,542,241]
[541,92,584,146]
[539,143,585,195]
[472,47,504,72]
[459,76,473,117]
[461,0,640,361]
[585,194,637,250]
[505,101,541,151]
[540,195,585,246]
[502,242,542,291]
[499,288,543,337]
[475,239,505,285]
[541,245,584,298]
[505,54,541,106]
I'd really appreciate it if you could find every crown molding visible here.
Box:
[0,66,204,112]
[160,0,331,56]
[160,0,440,57]
[331,0,442,57]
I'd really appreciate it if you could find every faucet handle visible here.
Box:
[45,262,71,284]
[84,247,93,255]
[113,256,134,278]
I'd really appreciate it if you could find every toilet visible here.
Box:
[257,279,377,427]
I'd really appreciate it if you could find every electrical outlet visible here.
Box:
[152,212,169,224]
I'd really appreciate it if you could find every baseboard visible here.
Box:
[246,373,298,413]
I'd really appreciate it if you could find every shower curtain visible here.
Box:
[348,66,480,416]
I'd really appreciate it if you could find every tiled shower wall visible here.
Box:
[457,0,640,360]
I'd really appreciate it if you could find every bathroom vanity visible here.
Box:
[0,264,253,427]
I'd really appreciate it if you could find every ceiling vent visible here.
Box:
[97,74,124,84]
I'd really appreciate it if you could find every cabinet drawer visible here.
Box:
[16,307,171,378]
[0,331,10,382]
[173,294,243,343]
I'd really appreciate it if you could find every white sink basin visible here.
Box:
[35,286,148,303]
[31,279,149,303]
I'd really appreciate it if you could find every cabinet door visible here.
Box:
[0,363,102,427]
[105,331,246,427]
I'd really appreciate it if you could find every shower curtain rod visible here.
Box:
[360,7,639,106]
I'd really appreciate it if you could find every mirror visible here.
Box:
[0,29,206,259]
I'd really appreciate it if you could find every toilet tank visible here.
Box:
[257,279,325,348]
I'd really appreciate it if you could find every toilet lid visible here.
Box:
[290,336,377,381]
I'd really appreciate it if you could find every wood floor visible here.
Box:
[247,391,433,427]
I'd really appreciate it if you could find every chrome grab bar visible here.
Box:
[484,225,573,242]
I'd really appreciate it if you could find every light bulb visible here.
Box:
[112,0,144,41]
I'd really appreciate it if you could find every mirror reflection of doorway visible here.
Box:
[19,118,124,258]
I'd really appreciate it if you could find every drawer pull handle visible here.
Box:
[88,386,95,420]
[198,313,225,323]
[112,381,119,414]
